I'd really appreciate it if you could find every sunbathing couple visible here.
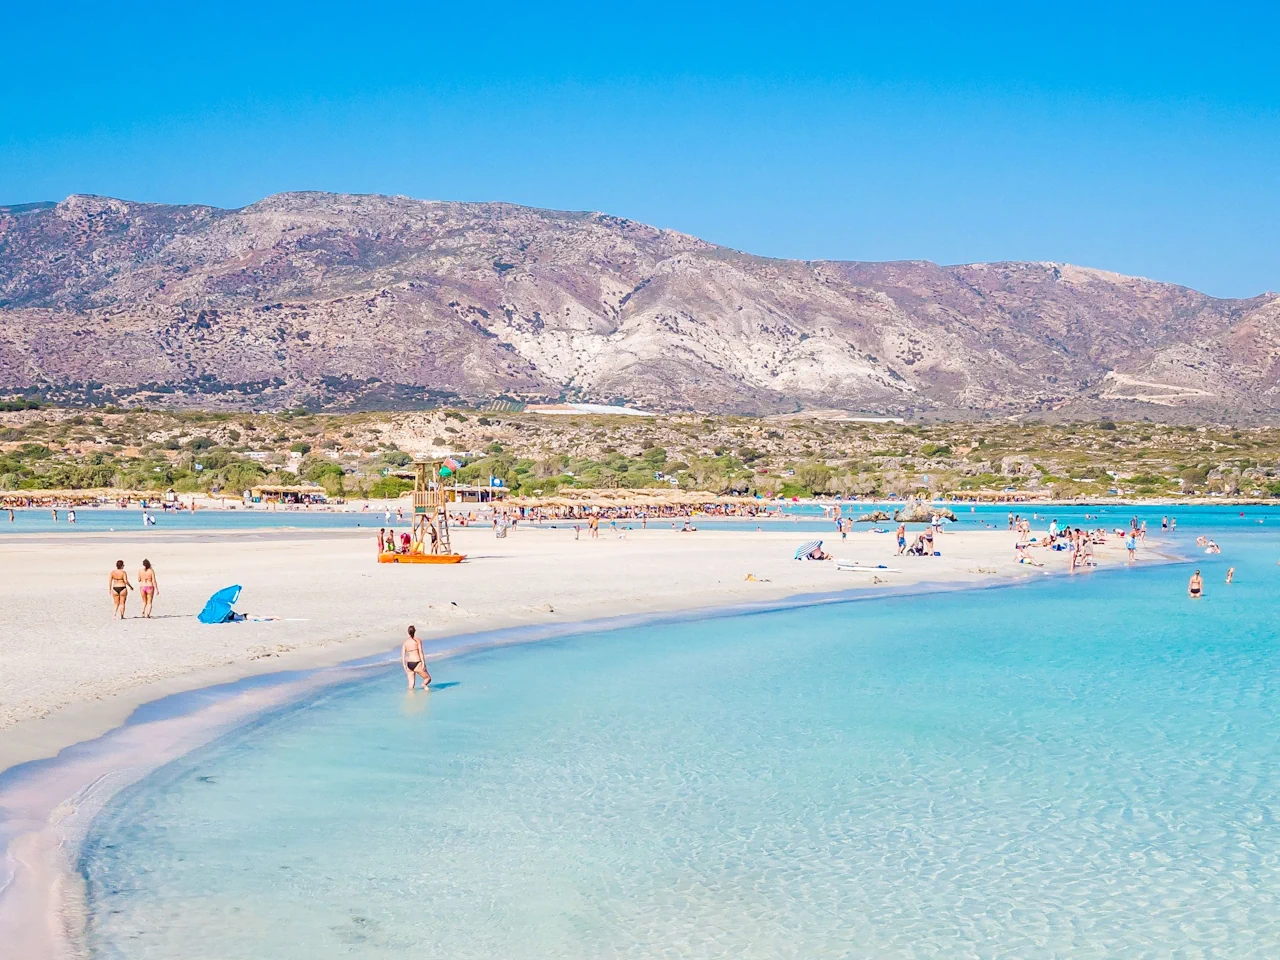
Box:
[904,530,935,556]
[108,559,159,619]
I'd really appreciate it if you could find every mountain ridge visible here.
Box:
[2,191,1278,418]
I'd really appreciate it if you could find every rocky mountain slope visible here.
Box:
[1,192,1277,417]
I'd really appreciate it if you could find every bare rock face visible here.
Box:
[1000,456,1040,478]
[1,191,1278,416]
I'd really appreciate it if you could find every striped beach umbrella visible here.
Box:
[794,540,822,560]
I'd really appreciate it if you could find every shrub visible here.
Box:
[370,477,411,498]
[777,481,810,498]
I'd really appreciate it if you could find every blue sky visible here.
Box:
[3,2,1277,297]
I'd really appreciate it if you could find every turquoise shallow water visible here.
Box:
[7,501,1280,536]
[81,525,1280,958]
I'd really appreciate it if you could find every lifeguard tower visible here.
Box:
[378,459,465,563]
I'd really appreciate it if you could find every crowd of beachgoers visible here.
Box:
[508,502,782,521]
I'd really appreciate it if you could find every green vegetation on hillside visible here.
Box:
[1,405,1278,500]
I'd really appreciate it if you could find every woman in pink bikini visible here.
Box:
[138,559,159,618]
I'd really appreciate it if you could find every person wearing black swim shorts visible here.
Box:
[401,624,432,690]
[109,560,132,619]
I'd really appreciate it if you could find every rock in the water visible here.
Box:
[892,497,957,523]
[855,510,893,522]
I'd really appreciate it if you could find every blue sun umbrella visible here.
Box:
[198,585,243,624]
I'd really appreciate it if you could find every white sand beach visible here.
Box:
[0,523,1145,775]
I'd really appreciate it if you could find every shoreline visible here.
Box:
[2,495,1278,518]
[0,569,1157,960]
[0,525,1167,959]
[0,526,1145,774]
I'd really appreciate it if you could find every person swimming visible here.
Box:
[1188,570,1204,599]
[109,560,132,619]
[401,625,432,690]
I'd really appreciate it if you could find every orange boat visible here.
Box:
[378,552,465,564]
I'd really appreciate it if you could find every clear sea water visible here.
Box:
[78,512,1280,958]
[0,507,387,535]
[6,500,1280,537]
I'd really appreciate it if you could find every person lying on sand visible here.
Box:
[401,624,432,690]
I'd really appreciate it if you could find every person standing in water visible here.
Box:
[401,625,431,690]
[1188,570,1204,599]
[109,560,132,619]
[138,559,158,618]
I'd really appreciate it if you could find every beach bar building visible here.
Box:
[247,483,328,504]
[387,471,508,504]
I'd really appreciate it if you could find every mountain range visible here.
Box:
[1,192,1277,419]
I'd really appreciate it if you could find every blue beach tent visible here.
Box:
[198,585,243,624]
